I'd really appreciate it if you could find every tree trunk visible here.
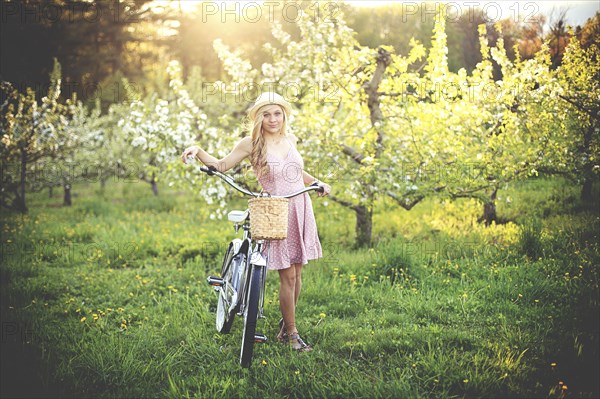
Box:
[581,177,593,202]
[581,125,595,202]
[48,185,53,198]
[364,47,392,158]
[481,189,498,226]
[16,147,27,213]
[63,184,72,206]
[355,205,373,248]
[351,47,389,248]
[482,201,497,226]
[99,176,107,195]
[151,174,158,196]
[333,48,390,248]
[329,195,373,248]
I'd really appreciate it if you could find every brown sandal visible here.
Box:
[276,318,288,343]
[289,333,312,352]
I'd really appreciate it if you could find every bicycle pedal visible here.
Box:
[206,276,224,287]
[254,334,268,343]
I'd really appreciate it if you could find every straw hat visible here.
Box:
[247,92,292,120]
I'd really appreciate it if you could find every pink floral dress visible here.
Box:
[256,137,323,270]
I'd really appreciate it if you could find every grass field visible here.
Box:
[1,177,598,398]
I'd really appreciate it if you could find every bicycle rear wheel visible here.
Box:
[240,264,262,368]
[216,246,242,333]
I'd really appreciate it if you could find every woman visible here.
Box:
[181,92,331,352]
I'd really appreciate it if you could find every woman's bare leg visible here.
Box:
[278,263,310,349]
[293,263,303,305]
[278,265,298,337]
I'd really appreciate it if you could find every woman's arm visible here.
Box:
[181,137,252,173]
[302,170,319,186]
[302,170,331,197]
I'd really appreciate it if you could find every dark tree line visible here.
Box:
[1,1,169,101]
[1,0,596,106]
[345,4,596,79]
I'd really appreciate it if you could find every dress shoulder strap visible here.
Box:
[285,135,296,148]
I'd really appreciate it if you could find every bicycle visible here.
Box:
[201,165,324,368]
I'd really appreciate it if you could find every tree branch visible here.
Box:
[329,194,360,213]
[341,144,365,165]
[448,184,495,203]
[558,94,595,116]
[385,191,424,210]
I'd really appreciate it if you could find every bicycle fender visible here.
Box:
[230,238,244,256]
[239,238,252,259]
[250,251,267,267]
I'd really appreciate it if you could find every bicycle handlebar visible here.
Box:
[199,165,324,198]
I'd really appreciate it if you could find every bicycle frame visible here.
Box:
[202,165,323,367]
[222,217,267,321]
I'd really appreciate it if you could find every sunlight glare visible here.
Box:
[171,0,394,14]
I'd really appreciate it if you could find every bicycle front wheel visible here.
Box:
[216,245,239,333]
[240,264,262,368]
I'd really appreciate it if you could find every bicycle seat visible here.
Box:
[228,210,249,223]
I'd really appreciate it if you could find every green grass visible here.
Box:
[1,177,598,398]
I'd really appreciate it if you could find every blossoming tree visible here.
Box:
[210,7,565,246]
[555,35,600,201]
[1,59,83,212]
[112,6,589,247]
[120,61,212,197]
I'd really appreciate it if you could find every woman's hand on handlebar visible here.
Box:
[317,182,331,197]
[181,145,200,164]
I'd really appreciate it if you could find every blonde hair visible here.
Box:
[248,104,288,178]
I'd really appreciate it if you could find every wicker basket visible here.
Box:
[248,196,289,240]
